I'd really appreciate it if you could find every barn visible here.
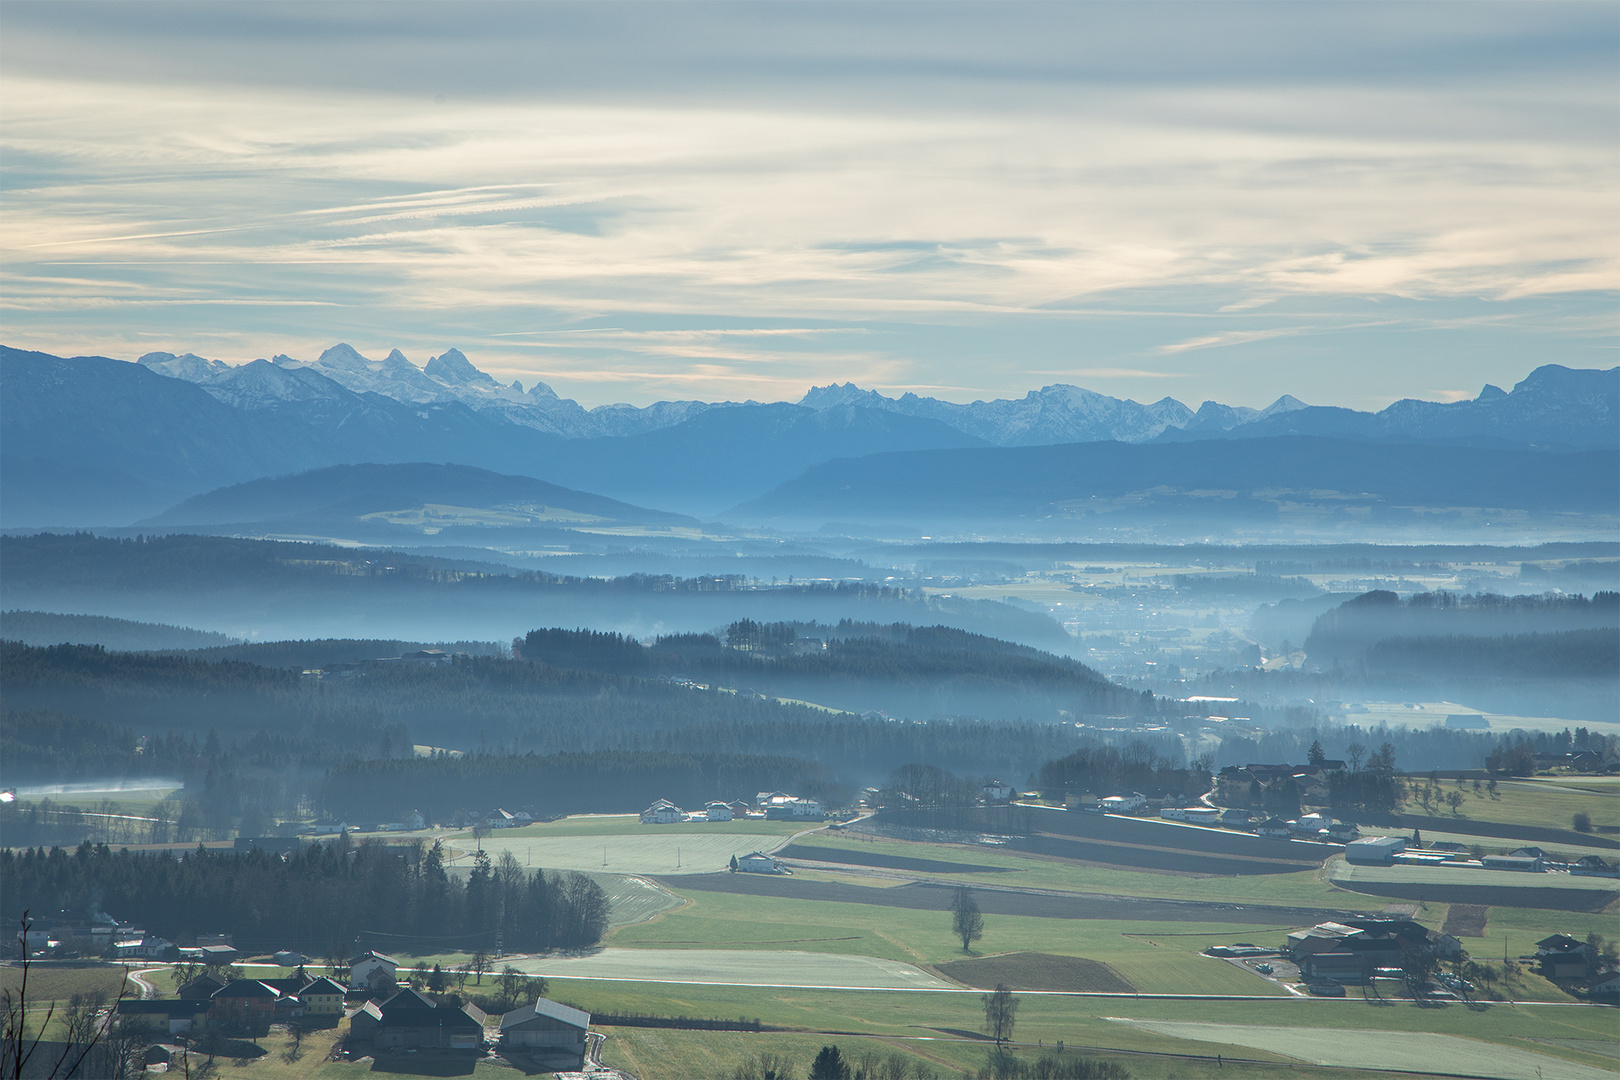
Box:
[499,997,591,1068]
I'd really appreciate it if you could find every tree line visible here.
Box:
[1,837,608,956]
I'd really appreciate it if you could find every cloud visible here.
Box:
[1155,329,1306,355]
[0,6,1613,406]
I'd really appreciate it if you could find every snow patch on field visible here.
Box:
[505,947,953,989]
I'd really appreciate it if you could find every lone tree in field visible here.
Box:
[982,983,1019,1047]
[809,1044,851,1079]
[951,886,983,953]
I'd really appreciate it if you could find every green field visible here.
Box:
[547,978,1620,1080]
[0,963,131,1004]
[609,884,1295,997]
[1416,776,1620,834]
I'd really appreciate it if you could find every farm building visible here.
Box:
[705,802,734,821]
[1099,792,1146,813]
[728,800,754,818]
[356,988,487,1051]
[737,851,785,874]
[273,950,304,966]
[116,999,211,1035]
[1219,809,1253,826]
[1344,836,1406,864]
[641,799,683,824]
[1482,853,1544,872]
[1572,855,1617,877]
[499,996,591,1068]
[1536,934,1597,978]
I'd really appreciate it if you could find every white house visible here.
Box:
[1184,807,1220,825]
[1256,817,1293,838]
[736,851,785,874]
[788,798,824,818]
[1159,807,1189,822]
[348,951,399,991]
[1099,792,1145,813]
[705,802,734,822]
[982,780,1014,802]
[641,799,682,824]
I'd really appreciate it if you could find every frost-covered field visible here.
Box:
[1110,1020,1619,1080]
[505,946,952,989]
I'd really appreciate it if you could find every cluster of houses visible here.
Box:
[116,948,593,1069]
[1345,836,1618,876]
[641,790,825,824]
[117,971,348,1037]
[17,913,247,964]
[1216,760,1347,806]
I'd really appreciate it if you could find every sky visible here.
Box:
[2,2,1615,409]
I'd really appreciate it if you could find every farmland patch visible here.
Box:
[779,842,1012,874]
[935,952,1135,993]
[1441,904,1489,937]
[1108,1020,1620,1080]
[443,832,779,875]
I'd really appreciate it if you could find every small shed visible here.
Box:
[736,851,784,874]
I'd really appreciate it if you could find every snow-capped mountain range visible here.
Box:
[139,342,1319,446]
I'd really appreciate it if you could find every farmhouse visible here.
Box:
[499,996,591,1068]
[1099,792,1146,813]
[736,851,785,874]
[1572,855,1617,877]
[355,988,488,1051]
[641,799,683,824]
[299,977,347,1020]
[764,797,824,820]
[705,801,734,821]
[1536,934,1598,978]
[728,800,754,818]
[348,950,400,991]
[208,980,282,1035]
[1256,817,1293,839]
[982,780,1014,802]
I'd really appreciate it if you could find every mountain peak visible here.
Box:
[801,382,893,410]
[1259,394,1308,418]
[317,343,371,371]
[1476,383,1507,403]
[425,347,496,387]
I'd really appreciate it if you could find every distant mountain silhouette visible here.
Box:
[5,343,1615,528]
[732,436,1619,533]
[142,462,697,529]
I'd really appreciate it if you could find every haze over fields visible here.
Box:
[2,5,1617,1080]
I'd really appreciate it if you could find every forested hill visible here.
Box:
[1305,590,1620,667]
[0,640,1113,823]
[518,621,1139,720]
[0,532,1068,647]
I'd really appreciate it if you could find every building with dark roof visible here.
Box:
[358,988,487,1051]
